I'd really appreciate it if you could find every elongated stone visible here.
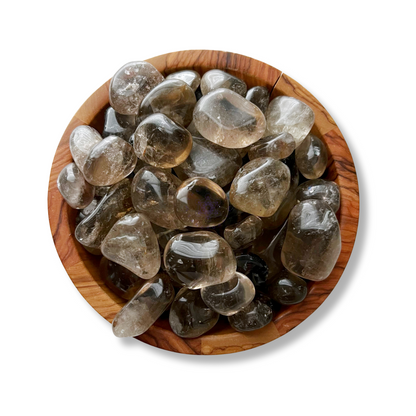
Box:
[75,179,133,251]
[200,69,247,96]
[134,114,193,168]
[102,212,160,279]
[164,231,236,289]
[174,137,242,187]
[224,215,263,250]
[248,132,295,161]
[112,272,174,337]
[139,79,196,127]
[230,157,291,217]
[169,287,219,338]
[131,166,184,229]
[57,163,95,209]
[166,70,201,92]
[201,272,255,316]
[295,179,340,212]
[236,253,269,287]
[174,177,229,227]
[102,106,137,141]
[295,133,328,179]
[267,269,307,305]
[282,200,341,281]
[69,125,102,173]
[266,96,315,147]
[109,61,164,116]
[246,86,269,113]
[193,88,266,148]
[83,136,136,186]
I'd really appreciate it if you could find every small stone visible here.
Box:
[57,162,95,209]
[296,179,340,212]
[228,297,273,332]
[163,231,236,289]
[139,79,196,127]
[230,157,291,217]
[169,287,219,338]
[102,106,137,141]
[133,114,193,168]
[223,215,263,250]
[69,125,102,173]
[266,269,307,305]
[201,272,255,316]
[76,197,100,225]
[236,253,269,287]
[112,272,174,337]
[265,96,315,147]
[282,200,341,281]
[245,86,269,113]
[200,69,247,96]
[295,133,328,179]
[166,70,201,92]
[109,61,164,116]
[174,177,229,227]
[248,132,295,161]
[193,88,266,148]
[102,212,160,279]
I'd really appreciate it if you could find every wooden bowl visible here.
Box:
[48,50,359,355]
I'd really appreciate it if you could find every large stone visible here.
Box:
[236,253,269,287]
[248,132,295,161]
[223,215,263,250]
[166,70,201,92]
[295,133,328,179]
[295,179,340,212]
[69,125,102,173]
[102,106,137,141]
[245,86,269,113]
[266,269,307,305]
[200,69,247,96]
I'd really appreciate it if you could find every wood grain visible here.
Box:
[48,50,359,355]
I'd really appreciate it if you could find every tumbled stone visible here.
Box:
[193,88,266,148]
[265,96,315,147]
[282,200,341,281]
[230,157,291,217]
[131,166,184,229]
[83,136,136,186]
[112,272,174,337]
[102,212,160,279]
[248,132,295,161]
[295,133,328,179]
[163,231,236,289]
[57,162,95,209]
[109,61,164,116]
[134,114,193,168]
[201,272,255,316]
[102,106,137,141]
[267,269,307,305]
[139,79,196,127]
[166,70,201,92]
[174,177,229,227]
[236,253,269,287]
[200,69,247,96]
[295,179,340,212]
[169,287,219,338]
[246,86,269,113]
[151,225,187,249]
[76,197,100,225]
[75,179,133,252]
[174,137,242,187]
[224,215,263,250]
[69,125,102,173]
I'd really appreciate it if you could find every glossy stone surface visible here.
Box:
[163,231,236,289]
[193,88,266,148]
[201,272,255,316]
[230,157,291,217]
[102,212,160,279]
[245,86,269,113]
[83,136,136,186]
[57,162,95,209]
[228,297,273,332]
[224,215,263,250]
[152,225,187,249]
[265,96,315,147]
[134,114,193,168]
[174,177,229,227]
[248,132,295,161]
[236,253,269,287]
[112,272,174,337]
[166,70,201,92]
[139,79,196,127]
[282,200,341,281]
[102,106,137,141]
[295,133,328,179]
[69,125,102,173]
[169,287,219,338]
[174,137,242,187]
[200,69,247,96]
[296,179,340,212]
[267,269,307,305]
[109,61,164,116]
[76,197,100,225]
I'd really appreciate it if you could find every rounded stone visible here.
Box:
[236,253,269,287]
[102,106,137,141]
[266,269,308,305]
[223,215,263,250]
[245,86,269,113]
[295,179,340,212]
[228,297,273,332]
[248,132,296,161]
[69,125,102,173]
[200,69,247,96]
[295,133,328,179]
[166,70,201,92]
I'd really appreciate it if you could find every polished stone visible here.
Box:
[267,269,307,305]
[295,133,328,179]
[245,86,269,113]
[236,253,269,287]
[152,225,187,249]
[296,179,340,212]
[76,197,100,225]
[102,106,137,141]
[224,215,263,250]
[200,69,247,96]
[69,125,102,173]
[248,132,295,161]
[166,70,201,92]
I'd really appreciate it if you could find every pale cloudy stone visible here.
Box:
[248,132,295,161]
[295,179,340,212]
[200,69,247,96]
[295,133,328,179]
[69,125,102,173]
[223,215,263,250]
[166,70,201,92]
[245,86,269,113]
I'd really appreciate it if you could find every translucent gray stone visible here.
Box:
[223,215,263,250]
[76,197,100,225]
[295,179,340,212]
[245,86,269,113]
[151,225,187,249]
[295,133,328,179]
[69,125,102,173]
[166,70,201,92]
[200,69,247,96]
[266,269,307,305]
[248,132,296,161]
[228,297,273,332]
[102,106,137,141]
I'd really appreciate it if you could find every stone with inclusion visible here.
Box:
[112,272,174,337]
[174,136,242,187]
[246,86,269,113]
[282,200,341,281]
[265,96,315,147]
[266,268,307,305]
[174,177,229,227]
[201,272,255,316]
[169,287,219,338]
[57,162,95,209]
[139,79,196,127]
[134,114,193,168]
[230,157,291,217]
[75,179,133,252]
[69,125,102,173]
[131,166,184,229]
[102,106,137,141]
[109,61,164,116]
[163,231,237,289]
[193,88,266,148]
[83,136,136,186]
[295,179,340,212]
[224,215,263,250]
[248,132,295,161]
[295,133,328,179]
[200,69,247,96]
[166,70,201,92]
[102,212,160,279]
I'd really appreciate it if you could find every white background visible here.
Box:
[1,1,415,415]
